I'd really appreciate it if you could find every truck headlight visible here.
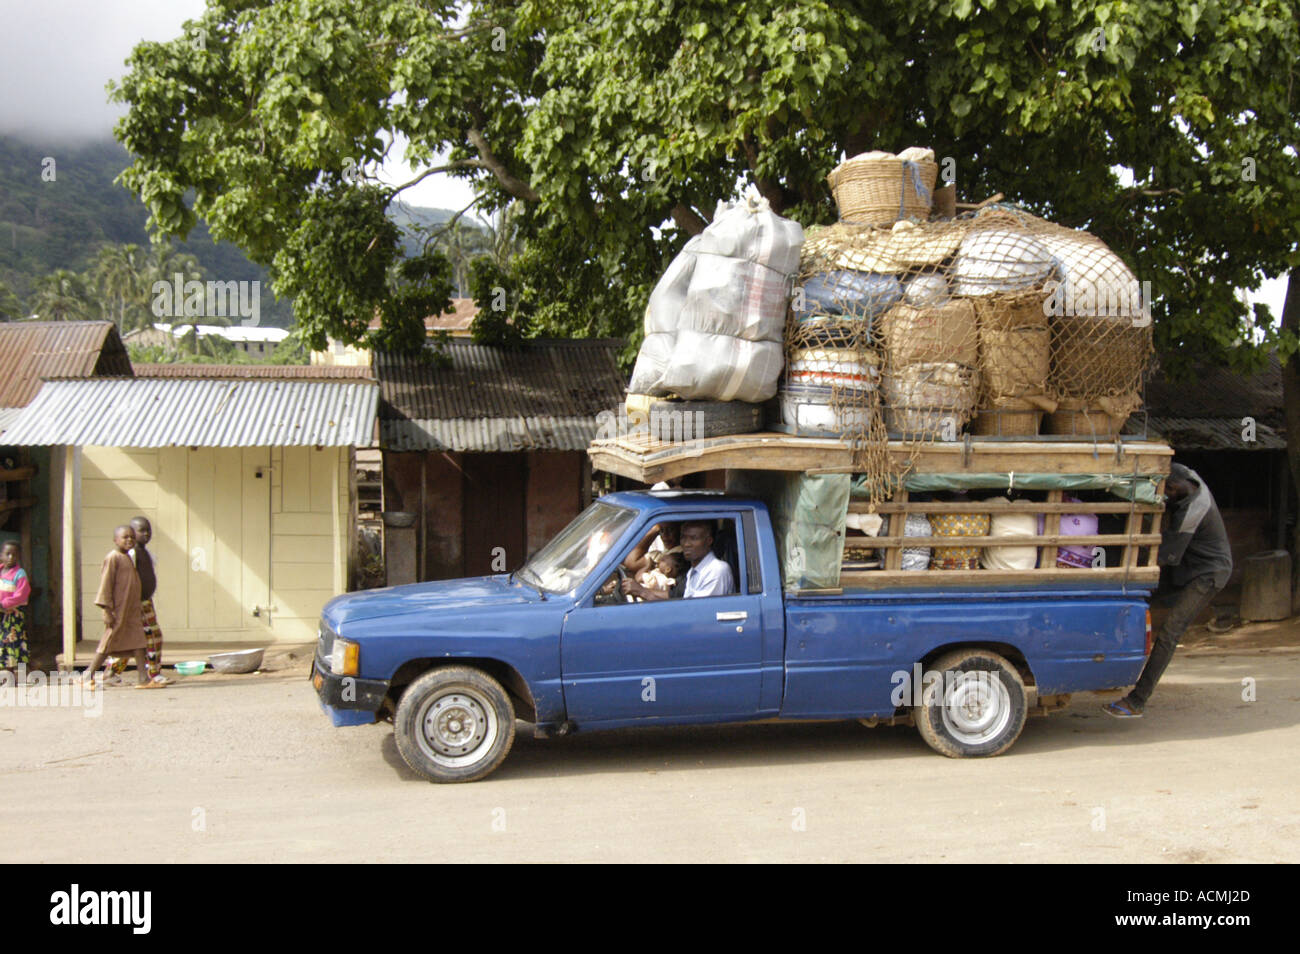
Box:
[329,637,359,676]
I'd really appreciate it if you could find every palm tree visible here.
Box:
[144,240,205,346]
[0,281,24,321]
[90,243,147,332]
[29,270,93,321]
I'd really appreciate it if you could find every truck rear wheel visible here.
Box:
[913,649,1027,758]
[394,666,516,783]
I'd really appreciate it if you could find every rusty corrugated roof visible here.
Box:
[366,297,479,332]
[375,338,626,451]
[0,321,132,407]
[133,363,374,381]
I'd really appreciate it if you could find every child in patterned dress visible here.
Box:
[0,541,31,672]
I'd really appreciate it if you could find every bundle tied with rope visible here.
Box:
[783,186,1153,507]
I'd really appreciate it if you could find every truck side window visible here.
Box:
[603,517,742,602]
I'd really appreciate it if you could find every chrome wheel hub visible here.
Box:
[417,689,498,767]
[939,670,1011,746]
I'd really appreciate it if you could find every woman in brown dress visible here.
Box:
[80,525,153,688]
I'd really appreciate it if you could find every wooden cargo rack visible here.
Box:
[589,431,1172,590]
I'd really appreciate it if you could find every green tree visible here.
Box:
[90,242,148,332]
[109,1,1300,354]
[0,281,23,321]
[30,270,94,321]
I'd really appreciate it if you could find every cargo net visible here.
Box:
[782,206,1153,506]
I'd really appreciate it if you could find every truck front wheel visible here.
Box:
[394,667,516,783]
[913,649,1027,758]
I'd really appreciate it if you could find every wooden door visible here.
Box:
[460,453,526,578]
[177,447,272,636]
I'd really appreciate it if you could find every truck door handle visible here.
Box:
[716,611,748,621]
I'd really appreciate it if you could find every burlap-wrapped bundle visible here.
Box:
[881,299,978,367]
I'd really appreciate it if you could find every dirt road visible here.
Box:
[3,640,1298,863]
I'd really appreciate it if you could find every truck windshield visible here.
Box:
[518,501,638,594]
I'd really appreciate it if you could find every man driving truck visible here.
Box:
[620,520,735,601]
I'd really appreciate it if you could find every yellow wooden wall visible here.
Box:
[80,446,349,645]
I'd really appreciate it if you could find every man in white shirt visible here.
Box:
[620,520,735,600]
[680,521,735,598]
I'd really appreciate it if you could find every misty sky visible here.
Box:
[0,0,474,212]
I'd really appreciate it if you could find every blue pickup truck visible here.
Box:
[313,490,1152,782]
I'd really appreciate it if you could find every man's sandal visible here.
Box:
[1102,699,1143,718]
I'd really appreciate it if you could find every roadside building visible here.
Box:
[311,298,480,367]
[126,322,290,358]
[374,338,625,582]
[1141,355,1288,585]
[1,363,378,661]
[0,321,133,660]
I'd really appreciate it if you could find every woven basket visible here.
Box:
[973,288,1051,330]
[1044,396,1137,439]
[979,325,1049,401]
[828,156,938,225]
[1049,315,1152,397]
[882,300,978,366]
[971,407,1043,437]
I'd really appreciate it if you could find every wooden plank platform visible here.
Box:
[588,431,1174,484]
[838,566,1161,589]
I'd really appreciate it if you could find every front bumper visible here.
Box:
[311,655,389,727]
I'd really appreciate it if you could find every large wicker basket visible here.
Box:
[828,155,938,225]
[1044,396,1138,439]
[971,400,1044,437]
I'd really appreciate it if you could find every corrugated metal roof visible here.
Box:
[383,417,604,453]
[0,321,132,407]
[1146,355,1282,420]
[367,297,479,332]
[0,407,21,437]
[375,338,626,451]
[133,363,375,380]
[1,378,378,448]
[1146,416,1286,451]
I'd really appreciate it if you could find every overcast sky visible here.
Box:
[0,0,475,212]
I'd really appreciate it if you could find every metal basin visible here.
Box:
[208,648,265,674]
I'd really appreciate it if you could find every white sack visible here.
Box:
[659,331,784,403]
[980,498,1040,570]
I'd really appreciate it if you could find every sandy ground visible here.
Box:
[2,626,1298,864]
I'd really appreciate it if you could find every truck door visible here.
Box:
[560,513,764,725]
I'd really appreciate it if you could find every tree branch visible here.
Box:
[421,196,488,252]
[671,204,709,235]
[388,160,490,197]
[466,127,539,201]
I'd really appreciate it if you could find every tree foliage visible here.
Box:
[109,0,1300,370]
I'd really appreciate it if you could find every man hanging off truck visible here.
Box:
[1104,463,1233,719]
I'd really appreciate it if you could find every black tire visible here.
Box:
[394,666,516,783]
[647,400,763,439]
[912,649,1027,758]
